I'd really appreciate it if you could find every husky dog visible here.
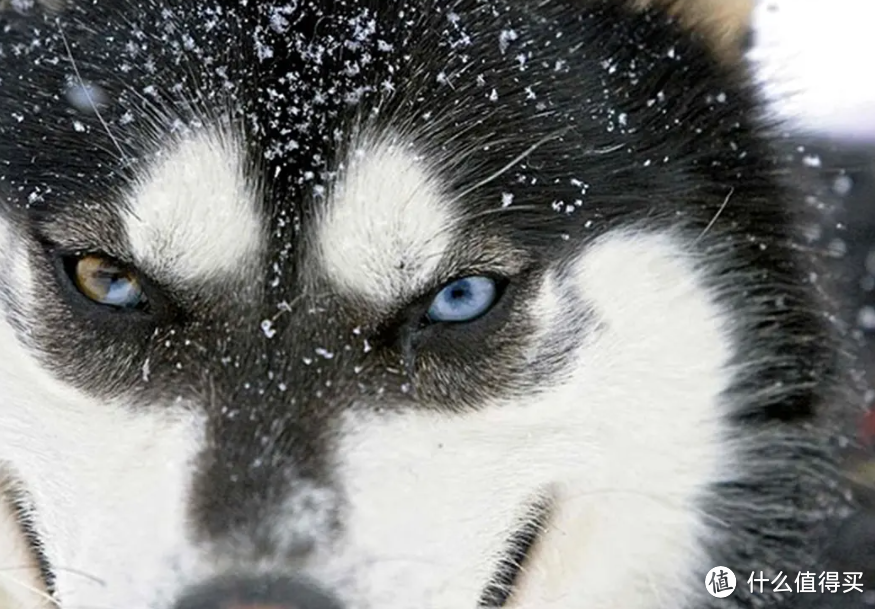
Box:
[0,0,863,607]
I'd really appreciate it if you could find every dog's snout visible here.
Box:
[173,575,343,609]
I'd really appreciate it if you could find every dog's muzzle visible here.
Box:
[172,574,343,609]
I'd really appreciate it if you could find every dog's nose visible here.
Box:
[173,574,343,609]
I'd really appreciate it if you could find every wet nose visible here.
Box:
[173,575,343,609]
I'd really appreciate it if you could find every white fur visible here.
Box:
[315,137,458,307]
[0,355,205,609]
[314,231,735,609]
[123,129,263,284]
[1,152,737,609]
[0,220,207,609]
[0,473,48,609]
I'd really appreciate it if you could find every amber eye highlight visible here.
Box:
[71,255,145,309]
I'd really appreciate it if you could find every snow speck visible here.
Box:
[256,38,275,61]
[802,222,823,243]
[858,306,875,330]
[499,29,518,54]
[268,4,295,33]
[802,154,822,168]
[501,192,514,208]
[65,81,109,114]
[315,347,334,360]
[826,237,847,259]
[26,189,44,204]
[551,199,584,214]
[141,357,151,382]
[832,174,853,196]
[261,319,277,338]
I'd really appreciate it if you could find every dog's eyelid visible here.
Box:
[422,252,529,297]
[411,267,509,307]
[59,252,148,310]
[44,243,177,318]
[37,234,134,268]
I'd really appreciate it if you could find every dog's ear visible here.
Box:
[631,0,755,63]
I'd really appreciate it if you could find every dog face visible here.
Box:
[0,1,846,608]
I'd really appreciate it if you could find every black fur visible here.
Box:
[0,1,864,607]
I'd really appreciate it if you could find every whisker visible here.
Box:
[0,569,58,608]
[695,187,735,244]
[447,127,573,204]
[55,18,128,167]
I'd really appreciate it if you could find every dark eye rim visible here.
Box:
[46,246,166,319]
[373,271,515,350]
[62,254,147,309]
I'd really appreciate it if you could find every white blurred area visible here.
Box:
[750,0,875,140]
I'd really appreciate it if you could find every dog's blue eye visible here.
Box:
[73,255,144,308]
[427,276,498,323]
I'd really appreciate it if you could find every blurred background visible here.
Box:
[753,1,875,141]
[749,0,875,377]
[750,3,875,604]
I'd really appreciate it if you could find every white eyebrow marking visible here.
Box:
[315,137,457,306]
[122,128,263,284]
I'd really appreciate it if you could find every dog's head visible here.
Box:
[0,1,847,608]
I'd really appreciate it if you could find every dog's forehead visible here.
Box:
[29,0,513,304]
[0,0,640,294]
[121,129,460,305]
